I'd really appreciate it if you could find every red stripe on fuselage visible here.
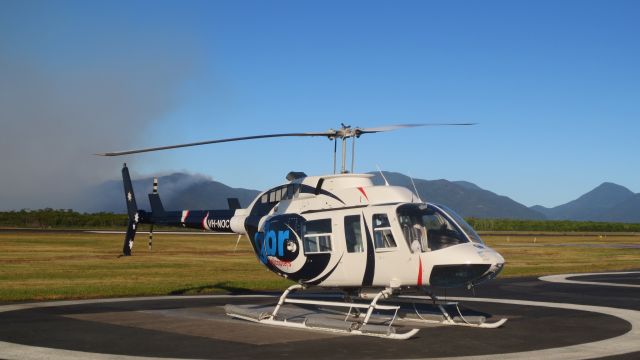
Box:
[357,187,369,201]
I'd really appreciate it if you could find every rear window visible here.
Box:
[303,219,332,254]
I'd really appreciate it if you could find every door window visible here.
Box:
[344,215,364,253]
[372,214,397,250]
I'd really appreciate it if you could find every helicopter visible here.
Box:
[98,123,506,339]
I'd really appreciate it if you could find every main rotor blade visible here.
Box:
[96,131,335,156]
[96,123,477,156]
[358,123,476,134]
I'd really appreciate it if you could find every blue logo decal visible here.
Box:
[254,215,302,264]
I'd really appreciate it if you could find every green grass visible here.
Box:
[483,234,640,277]
[1,231,639,301]
[0,231,292,301]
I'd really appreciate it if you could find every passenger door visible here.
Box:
[338,214,367,286]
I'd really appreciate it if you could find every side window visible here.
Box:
[373,214,397,249]
[344,215,364,253]
[303,219,332,254]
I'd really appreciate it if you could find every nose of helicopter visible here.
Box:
[428,243,505,288]
[481,248,505,283]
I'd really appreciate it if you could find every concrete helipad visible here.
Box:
[1,272,639,359]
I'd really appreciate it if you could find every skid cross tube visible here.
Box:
[363,288,394,325]
[270,284,304,319]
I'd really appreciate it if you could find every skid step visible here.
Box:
[305,315,353,332]
[224,304,271,321]
[226,308,414,339]
[401,312,487,325]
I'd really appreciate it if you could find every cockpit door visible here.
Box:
[368,211,411,287]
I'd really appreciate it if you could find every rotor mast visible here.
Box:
[330,124,361,174]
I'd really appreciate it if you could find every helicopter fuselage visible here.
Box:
[231,173,504,290]
[127,168,504,291]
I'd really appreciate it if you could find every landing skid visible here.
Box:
[226,310,420,340]
[398,294,508,329]
[225,284,419,339]
[225,285,507,340]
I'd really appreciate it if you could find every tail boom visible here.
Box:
[147,209,238,233]
[119,163,245,256]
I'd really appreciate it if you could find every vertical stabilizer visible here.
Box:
[227,198,241,210]
[148,176,166,219]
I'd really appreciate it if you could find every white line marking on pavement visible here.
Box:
[539,271,640,288]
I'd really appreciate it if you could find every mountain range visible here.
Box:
[369,172,546,220]
[83,171,639,223]
[530,182,640,223]
[83,173,260,214]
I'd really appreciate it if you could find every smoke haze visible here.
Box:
[0,2,203,211]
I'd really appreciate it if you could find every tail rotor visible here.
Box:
[122,163,139,256]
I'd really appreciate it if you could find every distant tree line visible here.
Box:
[0,209,128,229]
[1,209,639,232]
[466,218,640,233]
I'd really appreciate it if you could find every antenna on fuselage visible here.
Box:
[409,174,423,203]
[376,165,390,186]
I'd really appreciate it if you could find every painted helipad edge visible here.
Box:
[540,271,640,289]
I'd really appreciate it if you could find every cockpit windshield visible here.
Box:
[436,204,484,244]
[397,203,480,252]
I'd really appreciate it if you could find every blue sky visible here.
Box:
[1,0,639,209]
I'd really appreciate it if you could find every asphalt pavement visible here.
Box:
[1,272,639,359]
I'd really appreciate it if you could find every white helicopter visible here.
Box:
[98,124,506,339]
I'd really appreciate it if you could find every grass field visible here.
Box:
[0,230,639,301]
[483,233,640,277]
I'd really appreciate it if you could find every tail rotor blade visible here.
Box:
[121,163,139,256]
[122,164,138,220]
[123,220,136,256]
